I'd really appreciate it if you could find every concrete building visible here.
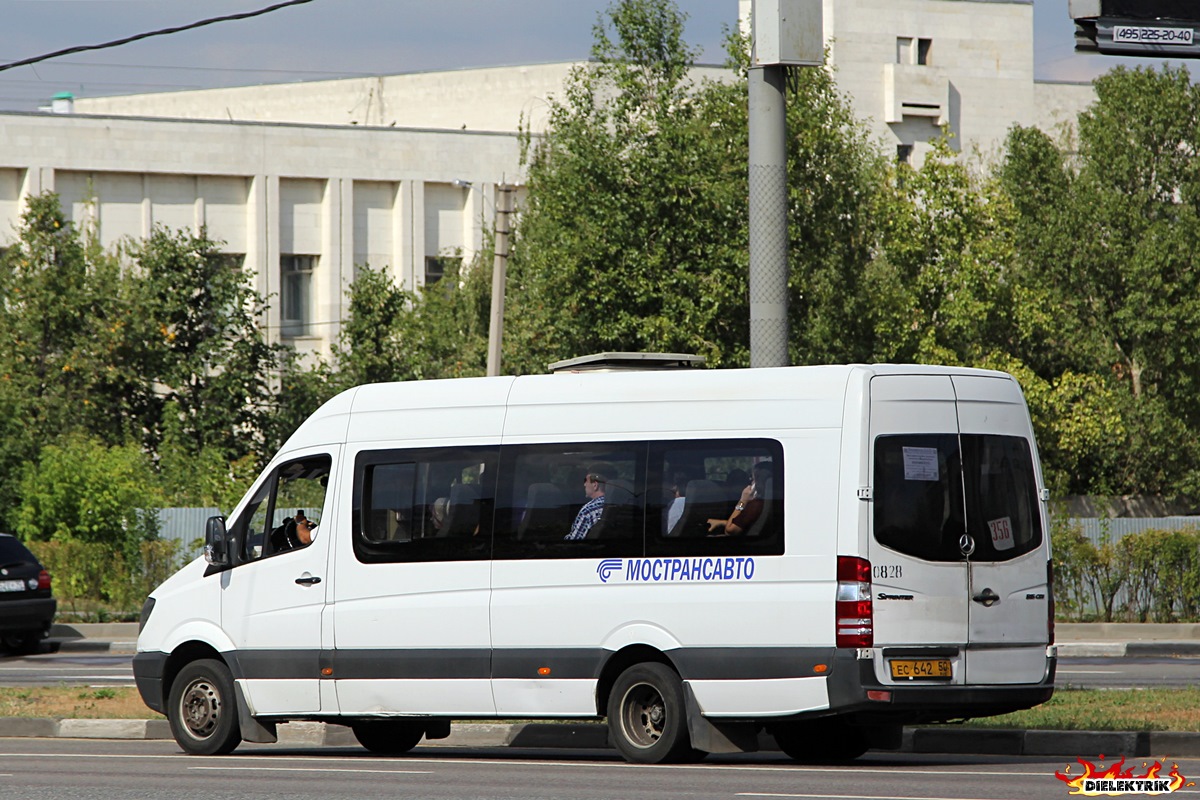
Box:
[0,0,1095,358]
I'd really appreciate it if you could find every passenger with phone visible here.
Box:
[708,462,773,536]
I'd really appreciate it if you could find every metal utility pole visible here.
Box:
[486,182,514,377]
[748,63,789,369]
[746,0,822,368]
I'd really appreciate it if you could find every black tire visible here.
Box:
[606,662,695,764]
[167,659,242,755]
[1,632,42,655]
[351,720,426,755]
[770,719,869,763]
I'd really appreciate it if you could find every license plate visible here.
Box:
[0,579,25,592]
[890,659,952,680]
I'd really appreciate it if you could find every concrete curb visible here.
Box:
[6,718,1200,758]
[1055,642,1129,658]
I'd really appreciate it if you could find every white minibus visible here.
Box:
[134,361,1055,763]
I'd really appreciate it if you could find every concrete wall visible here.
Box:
[0,112,522,358]
[2,0,1100,359]
[826,0,1039,164]
[73,62,734,135]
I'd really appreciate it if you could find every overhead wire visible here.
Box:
[0,0,317,74]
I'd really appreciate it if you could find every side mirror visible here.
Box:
[205,516,230,567]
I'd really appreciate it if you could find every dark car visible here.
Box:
[0,533,55,654]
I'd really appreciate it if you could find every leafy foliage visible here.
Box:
[998,66,1200,496]
[6,3,1200,578]
[15,434,161,564]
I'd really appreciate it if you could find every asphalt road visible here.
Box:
[0,737,1163,800]
[1055,655,1200,689]
[0,651,133,688]
[7,649,1200,690]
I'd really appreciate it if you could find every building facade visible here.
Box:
[0,0,1095,357]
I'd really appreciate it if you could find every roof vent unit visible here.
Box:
[547,352,706,374]
[49,92,75,114]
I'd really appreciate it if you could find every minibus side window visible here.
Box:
[234,455,332,562]
[492,442,645,560]
[646,439,784,558]
[353,445,497,564]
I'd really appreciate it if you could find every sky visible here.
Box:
[0,0,1188,112]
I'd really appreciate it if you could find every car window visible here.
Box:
[0,537,37,565]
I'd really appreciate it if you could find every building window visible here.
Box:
[897,37,932,65]
[215,253,245,273]
[424,255,461,286]
[281,254,316,337]
[897,144,914,166]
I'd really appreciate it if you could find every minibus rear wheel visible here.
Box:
[351,720,426,755]
[167,659,242,755]
[607,662,698,764]
[769,719,869,763]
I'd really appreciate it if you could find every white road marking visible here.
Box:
[191,766,432,775]
[738,795,1010,800]
[0,752,1060,777]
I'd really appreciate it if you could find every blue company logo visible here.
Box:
[596,559,623,583]
[596,557,756,583]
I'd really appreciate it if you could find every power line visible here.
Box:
[0,0,317,74]
[0,58,378,80]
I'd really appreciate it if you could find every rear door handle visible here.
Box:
[295,575,322,586]
[972,587,1000,607]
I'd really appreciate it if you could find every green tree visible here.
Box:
[0,194,124,517]
[998,66,1200,496]
[122,226,282,463]
[15,434,162,563]
[1073,67,1200,421]
[871,139,1019,367]
[321,262,491,389]
[0,196,290,519]
[504,0,748,371]
[782,52,890,365]
[503,0,888,373]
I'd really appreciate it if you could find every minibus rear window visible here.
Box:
[873,434,1041,562]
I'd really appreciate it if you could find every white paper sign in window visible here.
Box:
[988,516,1015,551]
[902,446,940,481]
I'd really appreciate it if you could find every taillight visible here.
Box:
[1047,560,1055,645]
[836,555,873,648]
[37,569,51,591]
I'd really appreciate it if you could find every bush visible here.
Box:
[27,539,182,617]
[16,434,162,563]
[1051,522,1200,622]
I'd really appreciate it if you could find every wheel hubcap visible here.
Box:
[180,678,221,739]
[621,682,666,748]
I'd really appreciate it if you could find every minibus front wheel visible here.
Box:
[607,662,702,764]
[167,659,242,755]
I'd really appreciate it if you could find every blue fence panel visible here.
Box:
[156,507,220,556]
[1064,516,1200,546]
